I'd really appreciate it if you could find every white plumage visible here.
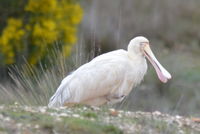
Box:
[48,36,171,107]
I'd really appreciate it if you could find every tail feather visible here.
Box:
[48,86,71,107]
[48,75,72,108]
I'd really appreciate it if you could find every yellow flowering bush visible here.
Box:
[0,18,25,64]
[0,0,83,65]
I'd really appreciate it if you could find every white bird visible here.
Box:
[48,36,171,107]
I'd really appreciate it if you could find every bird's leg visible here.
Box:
[106,94,125,105]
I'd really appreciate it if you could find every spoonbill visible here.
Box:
[48,36,171,107]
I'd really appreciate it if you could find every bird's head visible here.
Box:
[128,36,172,83]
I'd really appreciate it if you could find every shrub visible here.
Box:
[0,0,83,65]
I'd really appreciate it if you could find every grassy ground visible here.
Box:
[0,104,200,134]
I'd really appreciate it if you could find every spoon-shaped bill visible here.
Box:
[143,44,172,83]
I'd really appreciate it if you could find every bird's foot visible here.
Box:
[106,94,125,105]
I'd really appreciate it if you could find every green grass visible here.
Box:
[0,106,123,134]
[0,127,5,132]
[61,118,122,134]
[82,112,98,118]
[0,105,200,134]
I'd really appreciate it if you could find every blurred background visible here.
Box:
[0,0,200,116]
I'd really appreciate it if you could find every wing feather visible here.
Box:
[48,50,130,107]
